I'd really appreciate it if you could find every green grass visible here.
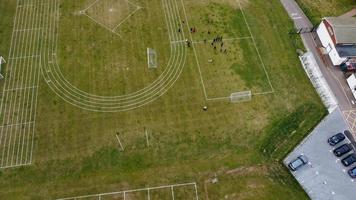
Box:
[0,0,326,199]
[260,102,327,160]
[0,0,16,90]
[296,0,356,25]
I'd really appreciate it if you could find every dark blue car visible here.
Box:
[328,132,345,146]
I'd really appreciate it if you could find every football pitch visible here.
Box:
[0,0,326,199]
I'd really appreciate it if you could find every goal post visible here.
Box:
[147,48,157,69]
[0,56,5,79]
[230,91,252,103]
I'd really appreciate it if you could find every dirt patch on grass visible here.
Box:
[225,164,268,176]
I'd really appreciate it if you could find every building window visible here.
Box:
[326,43,332,53]
[327,26,334,36]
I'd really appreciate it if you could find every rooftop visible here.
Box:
[325,17,356,44]
[336,45,356,57]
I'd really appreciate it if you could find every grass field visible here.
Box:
[0,0,327,199]
[296,0,356,25]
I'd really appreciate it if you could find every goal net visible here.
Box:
[147,48,157,69]
[230,91,252,103]
[0,56,5,79]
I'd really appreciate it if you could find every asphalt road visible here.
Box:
[281,0,356,111]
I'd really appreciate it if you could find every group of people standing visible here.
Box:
[178,22,228,54]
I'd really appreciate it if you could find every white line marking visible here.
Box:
[8,55,40,60]
[0,0,43,168]
[56,182,197,200]
[237,1,274,92]
[4,86,38,92]
[81,0,100,12]
[145,129,149,147]
[179,0,208,100]
[83,13,122,37]
[112,6,142,31]
[194,183,199,200]
[115,133,124,151]
[171,186,175,200]
[14,28,42,32]
[41,0,187,112]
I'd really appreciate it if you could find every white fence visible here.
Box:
[299,52,338,113]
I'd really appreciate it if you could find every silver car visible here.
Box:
[288,155,308,171]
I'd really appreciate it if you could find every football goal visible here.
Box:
[147,48,157,69]
[0,56,5,79]
[230,91,252,103]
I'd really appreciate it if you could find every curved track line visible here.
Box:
[41,0,187,112]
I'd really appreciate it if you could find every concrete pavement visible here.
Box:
[284,108,355,200]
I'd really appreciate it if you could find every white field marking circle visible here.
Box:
[41,0,187,112]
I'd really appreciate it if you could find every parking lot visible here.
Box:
[284,108,356,200]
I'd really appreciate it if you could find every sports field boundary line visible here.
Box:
[17,2,50,8]
[14,28,43,32]
[8,55,40,60]
[9,0,40,167]
[170,40,186,44]
[0,121,34,129]
[0,0,45,168]
[0,0,22,168]
[0,1,44,168]
[0,162,30,169]
[40,0,188,112]
[206,90,275,101]
[171,186,175,200]
[56,182,198,200]
[17,0,43,166]
[4,85,38,92]
[1,0,33,167]
[50,0,184,103]
[115,133,124,151]
[206,96,230,101]
[253,91,275,96]
[237,1,274,92]
[126,0,141,10]
[83,12,122,37]
[111,5,142,32]
[179,0,274,101]
[179,0,208,100]
[81,0,100,13]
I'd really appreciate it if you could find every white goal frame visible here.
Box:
[147,48,157,69]
[230,91,252,103]
[0,56,5,79]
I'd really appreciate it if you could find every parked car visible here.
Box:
[342,153,356,166]
[328,132,346,146]
[348,166,356,178]
[288,155,308,171]
[333,144,352,157]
